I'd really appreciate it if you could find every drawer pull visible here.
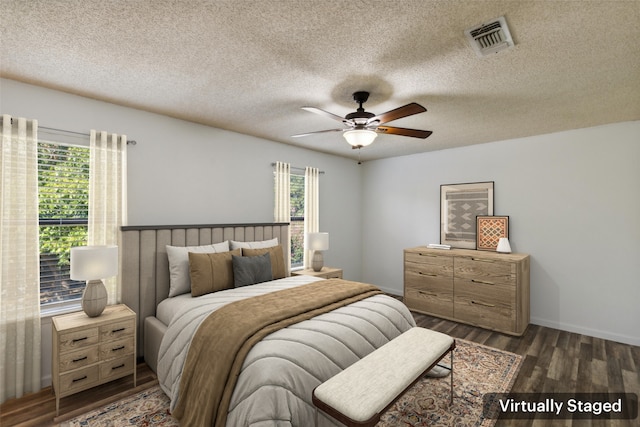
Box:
[418,290,437,297]
[471,279,495,285]
[72,356,88,363]
[419,272,437,277]
[72,375,88,383]
[72,336,88,343]
[112,345,126,352]
[471,257,495,263]
[112,327,126,333]
[112,364,125,370]
[471,300,495,308]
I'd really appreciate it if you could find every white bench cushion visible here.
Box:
[313,327,453,423]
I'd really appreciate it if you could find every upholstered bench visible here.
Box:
[312,327,455,427]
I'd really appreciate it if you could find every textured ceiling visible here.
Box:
[2,0,639,161]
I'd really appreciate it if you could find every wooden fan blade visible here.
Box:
[291,129,344,138]
[367,103,426,125]
[376,126,433,139]
[302,107,349,123]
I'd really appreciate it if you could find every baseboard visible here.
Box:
[530,317,639,347]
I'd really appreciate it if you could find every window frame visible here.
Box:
[37,139,90,314]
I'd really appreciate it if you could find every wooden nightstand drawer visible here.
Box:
[59,346,99,372]
[58,328,99,353]
[100,354,135,381]
[100,319,135,341]
[59,365,99,394]
[99,336,134,361]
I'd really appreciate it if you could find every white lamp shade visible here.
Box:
[70,245,118,280]
[343,129,377,147]
[306,232,329,251]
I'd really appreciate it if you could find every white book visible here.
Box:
[427,243,451,250]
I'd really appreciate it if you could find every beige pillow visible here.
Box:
[189,248,241,297]
[242,245,286,279]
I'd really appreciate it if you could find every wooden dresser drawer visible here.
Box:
[454,277,516,332]
[100,319,135,341]
[405,251,453,277]
[58,328,99,353]
[405,285,453,318]
[100,354,135,381]
[99,336,134,361]
[455,256,516,286]
[59,346,99,372]
[59,365,99,394]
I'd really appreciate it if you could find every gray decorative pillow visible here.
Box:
[232,252,273,287]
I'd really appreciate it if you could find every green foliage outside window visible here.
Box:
[38,142,89,304]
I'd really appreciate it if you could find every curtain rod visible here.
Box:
[39,126,137,145]
[271,162,325,174]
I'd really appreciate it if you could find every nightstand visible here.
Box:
[52,304,136,415]
[292,266,343,279]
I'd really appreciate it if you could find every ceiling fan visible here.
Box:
[292,91,432,149]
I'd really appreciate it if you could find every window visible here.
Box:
[38,141,90,305]
[290,173,305,268]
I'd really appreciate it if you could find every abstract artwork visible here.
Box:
[476,216,509,251]
[440,182,494,249]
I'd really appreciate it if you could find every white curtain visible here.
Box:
[274,161,290,222]
[89,130,127,304]
[0,115,42,403]
[303,166,320,269]
[274,162,291,271]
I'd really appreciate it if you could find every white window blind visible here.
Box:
[38,141,90,305]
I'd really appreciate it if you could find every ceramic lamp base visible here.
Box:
[82,279,108,317]
[312,251,324,272]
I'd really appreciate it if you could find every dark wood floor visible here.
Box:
[1,311,638,426]
[412,311,640,427]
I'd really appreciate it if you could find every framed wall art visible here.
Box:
[476,215,509,251]
[440,181,494,249]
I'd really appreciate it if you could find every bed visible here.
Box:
[120,223,416,426]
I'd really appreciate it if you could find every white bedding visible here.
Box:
[157,276,416,426]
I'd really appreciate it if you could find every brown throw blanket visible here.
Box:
[172,279,382,426]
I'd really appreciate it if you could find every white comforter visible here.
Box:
[157,276,416,427]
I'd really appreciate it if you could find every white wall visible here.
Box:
[360,121,640,346]
[1,78,364,386]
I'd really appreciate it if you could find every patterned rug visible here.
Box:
[59,339,521,427]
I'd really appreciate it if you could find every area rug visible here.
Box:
[59,339,521,427]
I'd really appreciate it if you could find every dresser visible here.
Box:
[292,266,343,279]
[404,247,530,336]
[52,304,136,415]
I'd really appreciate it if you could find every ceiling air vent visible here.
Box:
[465,16,514,57]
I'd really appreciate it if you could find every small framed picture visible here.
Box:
[476,216,509,251]
[440,181,494,249]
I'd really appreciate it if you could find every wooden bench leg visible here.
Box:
[450,349,454,405]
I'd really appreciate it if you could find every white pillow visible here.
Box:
[166,241,230,297]
[230,237,278,250]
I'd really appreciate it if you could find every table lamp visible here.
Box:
[70,245,118,317]
[307,232,329,272]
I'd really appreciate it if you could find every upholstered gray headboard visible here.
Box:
[120,222,290,357]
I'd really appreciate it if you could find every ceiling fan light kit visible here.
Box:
[343,129,377,148]
[293,91,432,150]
